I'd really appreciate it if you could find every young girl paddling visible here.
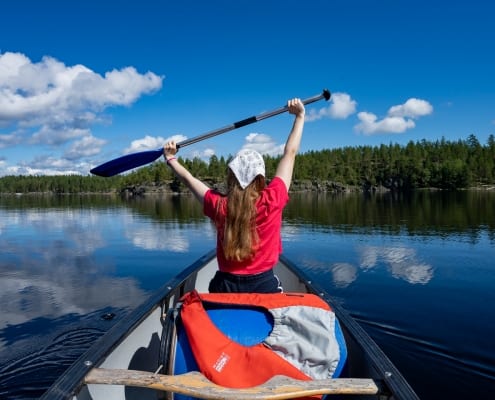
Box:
[163,98,305,293]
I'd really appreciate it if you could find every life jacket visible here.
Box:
[179,290,346,390]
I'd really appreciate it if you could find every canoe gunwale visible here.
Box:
[40,250,217,400]
[40,249,419,400]
[279,254,419,400]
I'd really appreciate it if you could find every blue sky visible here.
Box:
[1,0,494,176]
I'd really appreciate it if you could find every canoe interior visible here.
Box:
[41,250,418,400]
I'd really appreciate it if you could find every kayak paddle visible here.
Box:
[90,89,331,177]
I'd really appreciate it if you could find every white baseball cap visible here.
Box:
[228,149,265,189]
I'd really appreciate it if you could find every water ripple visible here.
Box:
[0,327,104,399]
[355,317,495,383]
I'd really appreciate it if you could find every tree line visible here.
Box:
[1,134,494,194]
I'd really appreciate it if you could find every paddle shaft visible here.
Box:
[177,89,331,149]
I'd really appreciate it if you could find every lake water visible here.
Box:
[0,191,494,399]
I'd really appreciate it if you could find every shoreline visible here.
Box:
[2,182,494,197]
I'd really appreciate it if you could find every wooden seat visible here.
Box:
[85,368,381,400]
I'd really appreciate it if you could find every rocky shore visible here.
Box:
[120,179,390,197]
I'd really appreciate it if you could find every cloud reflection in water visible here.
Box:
[294,244,434,288]
[0,208,153,352]
[358,245,433,284]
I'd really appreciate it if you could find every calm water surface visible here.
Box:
[0,191,494,399]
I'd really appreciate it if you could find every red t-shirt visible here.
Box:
[203,177,289,275]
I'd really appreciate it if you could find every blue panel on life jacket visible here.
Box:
[174,306,271,400]
[175,306,271,373]
[173,304,347,400]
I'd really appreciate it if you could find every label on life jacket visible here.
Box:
[179,290,344,389]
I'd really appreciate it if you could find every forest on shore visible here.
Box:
[1,134,494,194]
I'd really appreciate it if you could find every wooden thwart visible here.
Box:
[85,368,380,400]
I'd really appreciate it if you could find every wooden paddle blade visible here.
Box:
[85,368,380,400]
[90,148,163,177]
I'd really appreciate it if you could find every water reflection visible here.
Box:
[0,206,148,353]
[127,223,191,251]
[0,194,215,353]
[0,191,494,400]
[0,195,217,398]
[293,244,433,288]
[358,245,433,284]
[330,263,358,288]
[125,221,215,252]
[285,190,495,241]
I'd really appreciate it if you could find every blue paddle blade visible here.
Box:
[90,148,163,177]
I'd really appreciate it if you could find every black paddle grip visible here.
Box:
[233,116,258,129]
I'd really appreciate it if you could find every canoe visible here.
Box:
[40,249,420,400]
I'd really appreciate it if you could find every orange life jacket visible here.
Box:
[179,290,343,391]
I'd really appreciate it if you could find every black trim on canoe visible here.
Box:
[40,250,217,400]
[279,254,419,400]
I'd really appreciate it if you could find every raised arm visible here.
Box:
[275,98,306,191]
[163,141,210,203]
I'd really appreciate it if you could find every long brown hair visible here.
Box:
[219,169,266,261]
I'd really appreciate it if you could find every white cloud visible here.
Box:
[388,98,433,118]
[6,165,83,176]
[0,132,22,148]
[303,93,432,136]
[191,147,216,159]
[355,112,416,135]
[0,52,163,123]
[203,148,215,158]
[30,125,91,146]
[64,135,107,160]
[0,51,163,148]
[0,51,164,175]
[7,154,91,176]
[123,134,187,154]
[355,98,433,135]
[241,133,284,156]
[305,92,357,122]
